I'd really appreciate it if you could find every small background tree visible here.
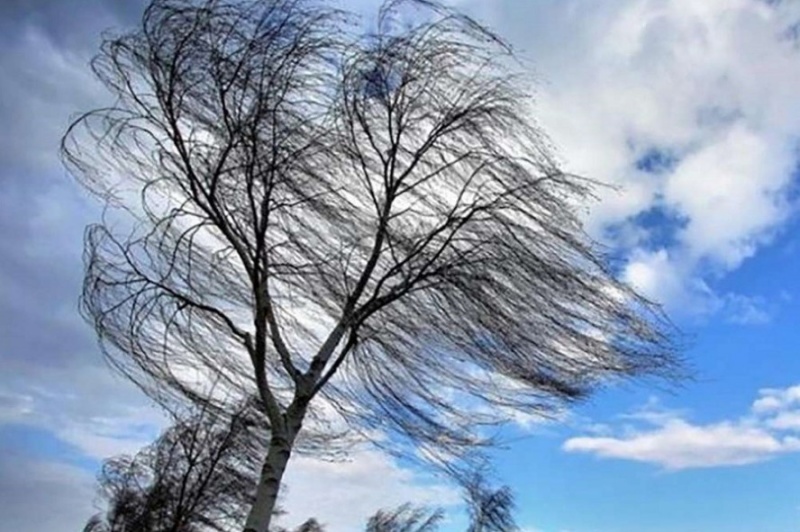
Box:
[365,504,444,532]
[83,400,266,532]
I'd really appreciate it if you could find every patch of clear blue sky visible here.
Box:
[495,439,799,532]
[482,211,800,532]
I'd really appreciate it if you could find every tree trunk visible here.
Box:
[244,429,296,532]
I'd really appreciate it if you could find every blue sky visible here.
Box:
[2,0,800,531]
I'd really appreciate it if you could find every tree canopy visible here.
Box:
[84,401,266,532]
[64,0,682,529]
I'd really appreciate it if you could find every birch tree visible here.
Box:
[365,473,518,532]
[63,0,681,530]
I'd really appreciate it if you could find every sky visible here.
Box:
[1,0,800,531]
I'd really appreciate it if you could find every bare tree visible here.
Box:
[463,474,518,532]
[84,400,268,532]
[366,504,444,532]
[286,519,326,532]
[63,0,681,530]
[364,471,517,532]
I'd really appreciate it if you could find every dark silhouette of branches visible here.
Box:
[64,0,682,530]
[365,504,444,532]
[363,471,516,532]
[462,473,518,532]
[284,519,325,532]
[84,399,269,532]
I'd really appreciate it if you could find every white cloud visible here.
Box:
[53,406,164,460]
[666,124,792,269]
[722,293,772,325]
[0,390,35,423]
[766,411,800,431]
[0,383,163,461]
[623,248,688,306]
[753,385,800,413]
[563,384,800,470]
[460,0,800,314]
[622,249,771,323]
[564,418,798,469]
[278,446,460,530]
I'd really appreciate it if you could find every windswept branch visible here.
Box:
[64,1,682,530]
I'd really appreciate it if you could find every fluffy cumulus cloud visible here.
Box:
[456,0,800,318]
[563,385,800,470]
